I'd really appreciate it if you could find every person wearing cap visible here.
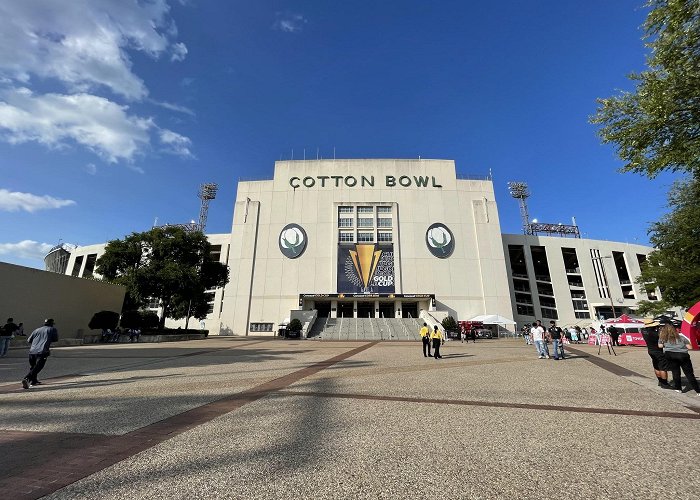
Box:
[21,319,59,390]
[419,322,431,357]
[431,325,443,359]
[658,321,700,395]
[642,319,670,388]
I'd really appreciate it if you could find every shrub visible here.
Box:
[288,318,303,333]
[442,316,458,332]
[141,311,160,330]
[88,310,120,330]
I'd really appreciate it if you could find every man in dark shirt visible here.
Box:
[21,318,59,389]
[1,317,19,357]
[642,319,670,388]
[548,320,564,360]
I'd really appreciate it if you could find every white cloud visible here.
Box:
[273,12,308,33]
[159,129,193,157]
[0,189,76,213]
[0,0,183,100]
[0,240,54,260]
[171,42,188,62]
[150,99,195,116]
[0,87,191,162]
[84,163,97,175]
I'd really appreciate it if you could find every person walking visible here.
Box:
[658,322,700,395]
[641,319,670,388]
[431,325,443,359]
[21,318,59,389]
[420,323,431,357]
[523,324,531,345]
[531,320,549,359]
[548,320,564,360]
[608,325,620,346]
[1,317,18,357]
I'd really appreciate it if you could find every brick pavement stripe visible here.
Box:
[279,389,700,420]
[0,341,378,500]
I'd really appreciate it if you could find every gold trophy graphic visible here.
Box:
[349,244,382,290]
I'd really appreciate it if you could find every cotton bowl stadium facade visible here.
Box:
[57,159,661,336]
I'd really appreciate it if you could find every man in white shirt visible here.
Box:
[530,320,549,359]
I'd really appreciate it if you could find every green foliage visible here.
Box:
[96,227,230,328]
[591,0,700,177]
[88,310,120,330]
[119,310,142,329]
[441,316,458,331]
[288,318,303,333]
[140,311,160,330]
[635,177,700,311]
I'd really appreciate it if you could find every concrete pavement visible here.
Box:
[1,338,698,499]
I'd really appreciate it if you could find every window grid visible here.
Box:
[338,218,353,228]
[338,231,354,242]
[377,218,392,228]
[377,206,392,213]
[357,232,374,242]
[378,232,392,242]
[338,206,353,214]
[357,207,373,214]
[357,218,373,228]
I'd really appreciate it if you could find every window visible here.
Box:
[338,206,353,214]
[508,245,528,278]
[572,300,588,310]
[145,297,160,309]
[83,254,97,278]
[378,232,392,242]
[517,304,535,316]
[357,217,373,228]
[357,232,374,242]
[377,206,392,213]
[250,322,273,332]
[541,307,558,320]
[515,293,533,304]
[540,297,557,309]
[205,291,215,315]
[575,311,591,319]
[338,231,354,242]
[338,218,353,228]
[210,245,222,262]
[377,218,392,228]
[357,207,373,214]
[71,256,83,277]
[537,283,554,296]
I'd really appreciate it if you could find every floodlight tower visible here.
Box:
[508,181,532,235]
[198,183,218,232]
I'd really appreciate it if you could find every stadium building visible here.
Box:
[57,159,660,336]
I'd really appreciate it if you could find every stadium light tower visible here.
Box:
[508,181,532,235]
[198,183,218,232]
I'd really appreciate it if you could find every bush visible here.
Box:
[88,310,120,330]
[141,311,160,330]
[442,316,458,332]
[288,318,302,333]
[119,310,142,329]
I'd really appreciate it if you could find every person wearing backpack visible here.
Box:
[658,321,700,395]
[548,320,565,360]
[1,317,18,357]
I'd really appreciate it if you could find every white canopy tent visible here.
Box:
[469,314,517,337]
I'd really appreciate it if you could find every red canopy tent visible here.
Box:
[605,314,643,324]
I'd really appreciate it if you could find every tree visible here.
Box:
[441,316,458,332]
[591,1,700,177]
[635,177,700,315]
[96,227,230,329]
[88,310,120,331]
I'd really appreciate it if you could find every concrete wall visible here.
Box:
[501,234,658,327]
[0,262,125,339]
[220,159,514,336]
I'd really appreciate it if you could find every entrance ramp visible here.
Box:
[307,317,421,341]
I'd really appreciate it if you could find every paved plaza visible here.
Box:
[1,337,699,499]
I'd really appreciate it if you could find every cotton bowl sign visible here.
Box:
[279,224,307,259]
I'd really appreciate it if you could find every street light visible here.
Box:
[591,254,617,319]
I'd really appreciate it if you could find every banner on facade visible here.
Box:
[337,243,395,294]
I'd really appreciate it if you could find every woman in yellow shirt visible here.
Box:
[431,325,443,359]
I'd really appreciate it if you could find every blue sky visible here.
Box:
[0,1,679,268]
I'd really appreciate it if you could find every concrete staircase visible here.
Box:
[307,317,422,341]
